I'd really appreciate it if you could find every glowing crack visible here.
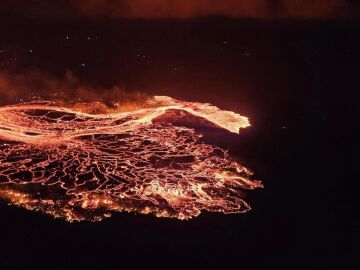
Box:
[0,96,262,222]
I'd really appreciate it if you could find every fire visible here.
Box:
[0,96,262,222]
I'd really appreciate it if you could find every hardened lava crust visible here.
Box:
[0,96,262,222]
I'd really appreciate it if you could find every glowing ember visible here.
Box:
[0,96,262,222]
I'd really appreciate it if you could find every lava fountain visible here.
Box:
[0,96,262,222]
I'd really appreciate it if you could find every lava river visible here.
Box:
[0,96,262,222]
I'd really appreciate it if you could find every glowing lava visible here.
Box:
[0,96,262,222]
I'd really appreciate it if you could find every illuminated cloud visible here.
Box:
[71,0,352,19]
[71,0,270,18]
[0,0,357,20]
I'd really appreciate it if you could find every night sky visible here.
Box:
[0,1,359,270]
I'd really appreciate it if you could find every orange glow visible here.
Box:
[0,96,262,222]
[71,0,348,19]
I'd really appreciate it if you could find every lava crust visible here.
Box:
[0,96,262,221]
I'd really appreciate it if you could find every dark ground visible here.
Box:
[0,17,358,269]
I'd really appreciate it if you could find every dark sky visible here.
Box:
[1,0,360,20]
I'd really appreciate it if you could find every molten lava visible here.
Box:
[0,96,262,222]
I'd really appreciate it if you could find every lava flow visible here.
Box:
[0,96,262,222]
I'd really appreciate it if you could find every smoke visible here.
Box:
[70,0,353,19]
[0,69,148,112]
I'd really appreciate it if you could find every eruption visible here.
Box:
[0,96,262,222]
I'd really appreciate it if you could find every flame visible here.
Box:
[0,96,262,222]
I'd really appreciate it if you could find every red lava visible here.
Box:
[0,96,262,222]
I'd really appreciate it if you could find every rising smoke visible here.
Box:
[0,69,148,111]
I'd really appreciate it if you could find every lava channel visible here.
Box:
[0,96,262,222]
